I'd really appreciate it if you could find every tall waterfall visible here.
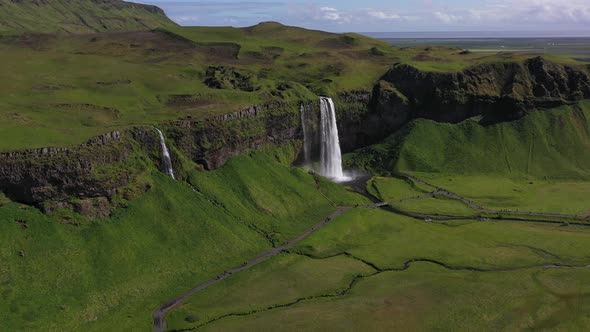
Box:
[319,97,346,181]
[300,104,312,164]
[155,128,176,180]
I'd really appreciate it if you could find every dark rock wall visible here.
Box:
[166,101,302,170]
[380,57,590,124]
[335,57,590,153]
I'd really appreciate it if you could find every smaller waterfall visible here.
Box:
[319,97,347,182]
[155,128,176,180]
[300,104,312,164]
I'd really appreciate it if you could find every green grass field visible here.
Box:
[410,173,590,216]
[391,196,479,217]
[367,176,433,201]
[0,146,365,331]
[2,6,590,331]
[166,208,590,331]
[193,263,590,331]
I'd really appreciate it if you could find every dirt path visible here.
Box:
[152,206,352,332]
[393,172,590,222]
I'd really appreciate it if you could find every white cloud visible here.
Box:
[144,0,590,31]
[433,11,461,23]
[442,0,590,25]
[317,6,351,24]
[368,11,401,20]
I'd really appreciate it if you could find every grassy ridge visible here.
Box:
[347,101,590,180]
[0,145,363,331]
[0,0,175,34]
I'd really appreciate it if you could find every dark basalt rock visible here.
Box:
[0,130,162,218]
[166,101,301,170]
[380,57,590,124]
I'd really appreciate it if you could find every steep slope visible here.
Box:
[0,0,176,34]
[346,101,590,179]
[0,144,367,331]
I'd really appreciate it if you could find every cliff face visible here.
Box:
[334,57,590,152]
[166,102,302,170]
[0,129,164,218]
[379,57,590,124]
[0,102,305,217]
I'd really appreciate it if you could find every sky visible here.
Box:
[141,0,590,34]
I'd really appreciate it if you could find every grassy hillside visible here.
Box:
[0,0,176,34]
[1,16,586,151]
[347,101,590,180]
[0,145,366,331]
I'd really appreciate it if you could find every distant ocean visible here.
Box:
[361,31,590,60]
[361,31,590,39]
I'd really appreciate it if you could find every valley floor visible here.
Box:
[163,172,590,331]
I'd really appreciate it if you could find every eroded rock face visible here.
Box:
[0,130,161,218]
[0,131,127,203]
[166,101,301,170]
[381,57,590,124]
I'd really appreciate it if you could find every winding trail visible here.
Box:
[391,172,590,222]
[152,206,352,332]
[153,173,590,331]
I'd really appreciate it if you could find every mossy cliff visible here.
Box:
[0,129,163,217]
[0,102,308,216]
[336,57,590,152]
[164,101,304,170]
[1,57,589,216]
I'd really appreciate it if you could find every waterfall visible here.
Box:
[300,104,312,164]
[319,97,347,181]
[155,128,176,180]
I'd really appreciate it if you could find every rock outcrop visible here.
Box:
[166,101,302,170]
[0,129,162,217]
[336,57,590,152]
[204,66,259,92]
[379,57,590,124]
